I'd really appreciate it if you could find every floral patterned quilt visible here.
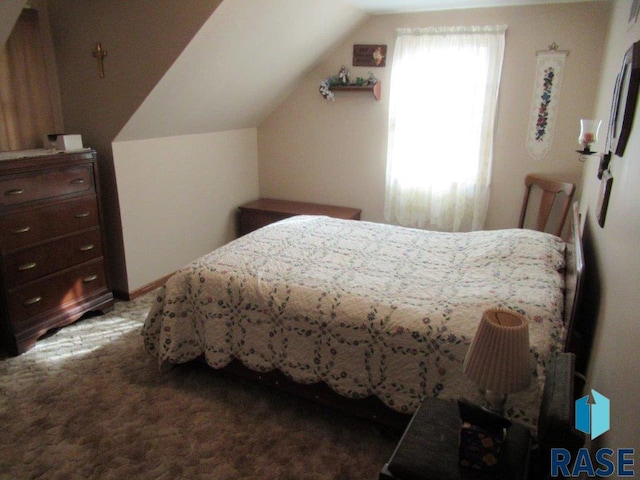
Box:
[142,216,566,427]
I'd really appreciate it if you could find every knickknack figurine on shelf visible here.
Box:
[320,67,380,101]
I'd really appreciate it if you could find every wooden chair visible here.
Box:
[518,174,576,237]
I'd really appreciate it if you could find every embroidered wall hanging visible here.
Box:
[526,44,568,160]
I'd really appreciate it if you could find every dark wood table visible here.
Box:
[237,198,361,236]
[379,397,531,480]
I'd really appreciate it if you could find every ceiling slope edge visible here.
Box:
[115,0,368,142]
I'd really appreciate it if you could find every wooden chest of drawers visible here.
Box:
[238,198,362,236]
[0,150,113,355]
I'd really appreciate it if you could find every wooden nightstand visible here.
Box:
[379,397,531,480]
[380,353,582,480]
[238,198,361,236]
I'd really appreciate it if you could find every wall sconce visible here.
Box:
[577,119,601,154]
[463,309,531,415]
[576,119,608,175]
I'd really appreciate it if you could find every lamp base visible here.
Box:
[483,390,507,416]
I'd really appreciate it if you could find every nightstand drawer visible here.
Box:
[7,258,109,328]
[0,195,99,252]
[0,164,93,207]
[3,228,104,288]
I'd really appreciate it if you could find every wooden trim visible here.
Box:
[121,273,173,301]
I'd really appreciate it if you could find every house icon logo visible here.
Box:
[575,389,610,440]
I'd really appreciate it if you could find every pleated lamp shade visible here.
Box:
[463,308,531,395]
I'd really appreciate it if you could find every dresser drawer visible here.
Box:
[0,195,99,252]
[0,164,93,207]
[3,228,104,288]
[0,150,113,356]
[7,258,108,329]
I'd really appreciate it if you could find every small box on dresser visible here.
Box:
[0,149,113,355]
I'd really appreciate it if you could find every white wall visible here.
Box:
[258,2,610,229]
[45,0,225,295]
[578,0,640,455]
[112,128,259,292]
[42,0,367,296]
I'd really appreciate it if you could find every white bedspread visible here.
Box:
[142,216,566,427]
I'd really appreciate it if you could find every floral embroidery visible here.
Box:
[526,50,567,160]
[535,67,555,141]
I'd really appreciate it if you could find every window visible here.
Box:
[384,26,506,232]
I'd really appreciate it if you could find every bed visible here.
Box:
[143,206,582,430]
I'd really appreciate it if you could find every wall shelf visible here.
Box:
[330,82,381,100]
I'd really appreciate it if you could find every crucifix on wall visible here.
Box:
[92,42,107,78]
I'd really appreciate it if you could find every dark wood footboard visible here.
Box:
[213,358,413,432]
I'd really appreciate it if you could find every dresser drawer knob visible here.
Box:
[70,178,86,185]
[83,274,98,283]
[79,244,95,252]
[11,226,31,234]
[18,262,37,271]
[74,211,90,218]
[5,188,24,196]
[23,296,42,307]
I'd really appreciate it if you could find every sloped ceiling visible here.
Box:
[115,0,367,142]
[3,0,601,144]
[114,0,604,142]
[341,0,601,14]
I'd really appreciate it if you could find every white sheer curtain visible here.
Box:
[384,25,506,232]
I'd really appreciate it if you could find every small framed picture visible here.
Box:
[353,45,387,67]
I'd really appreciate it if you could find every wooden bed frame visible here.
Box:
[563,203,587,381]
[201,204,586,431]
[563,203,584,352]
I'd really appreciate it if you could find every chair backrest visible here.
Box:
[518,174,576,237]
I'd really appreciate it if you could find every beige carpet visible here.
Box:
[0,292,397,479]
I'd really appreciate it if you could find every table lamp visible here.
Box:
[463,308,531,415]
